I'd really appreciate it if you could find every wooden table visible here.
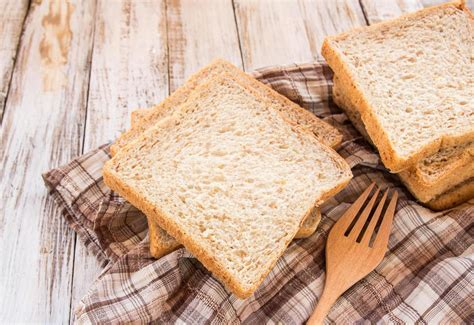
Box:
[0,0,471,323]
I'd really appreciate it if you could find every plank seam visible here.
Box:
[231,0,245,71]
[69,0,99,322]
[165,0,171,96]
[358,0,371,26]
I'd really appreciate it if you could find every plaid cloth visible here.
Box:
[42,62,474,324]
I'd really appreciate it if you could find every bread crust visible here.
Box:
[425,178,474,211]
[398,156,474,202]
[321,1,474,172]
[104,74,352,298]
[148,216,180,258]
[333,75,474,202]
[294,207,321,239]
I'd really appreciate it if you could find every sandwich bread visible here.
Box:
[104,74,352,297]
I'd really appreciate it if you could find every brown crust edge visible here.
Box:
[148,216,181,258]
[398,159,474,202]
[424,179,474,211]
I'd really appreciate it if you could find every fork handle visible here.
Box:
[307,287,341,325]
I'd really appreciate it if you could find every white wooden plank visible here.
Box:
[83,0,169,151]
[360,0,423,23]
[70,1,170,320]
[298,0,367,58]
[234,0,315,71]
[167,0,243,91]
[0,0,96,323]
[0,0,29,119]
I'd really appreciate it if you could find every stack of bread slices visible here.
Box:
[322,1,473,210]
[103,59,352,298]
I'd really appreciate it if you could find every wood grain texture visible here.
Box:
[360,0,423,23]
[167,0,243,91]
[420,0,473,10]
[298,0,367,58]
[0,0,96,323]
[83,0,169,151]
[70,1,169,319]
[234,0,315,71]
[0,0,29,120]
[69,247,103,322]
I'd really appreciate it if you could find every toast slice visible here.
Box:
[110,59,342,156]
[127,60,342,258]
[425,179,474,211]
[103,74,352,298]
[150,207,321,259]
[322,1,474,172]
[333,75,474,202]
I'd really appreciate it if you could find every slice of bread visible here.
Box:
[294,207,321,239]
[127,60,342,257]
[110,59,342,156]
[425,178,474,210]
[149,207,321,259]
[333,75,474,204]
[322,1,474,172]
[148,216,179,258]
[103,74,352,298]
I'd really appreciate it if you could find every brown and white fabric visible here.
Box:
[42,62,474,324]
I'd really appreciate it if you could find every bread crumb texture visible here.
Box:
[105,75,351,297]
[328,3,473,167]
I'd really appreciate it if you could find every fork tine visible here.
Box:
[373,191,398,248]
[333,182,375,232]
[360,189,388,246]
[348,188,380,240]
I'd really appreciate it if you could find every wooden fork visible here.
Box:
[307,182,398,325]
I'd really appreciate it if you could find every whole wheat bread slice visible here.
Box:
[333,75,474,205]
[103,74,352,298]
[110,59,342,156]
[322,1,474,172]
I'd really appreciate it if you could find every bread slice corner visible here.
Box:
[294,207,321,239]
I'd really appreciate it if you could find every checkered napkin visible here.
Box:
[42,62,473,324]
